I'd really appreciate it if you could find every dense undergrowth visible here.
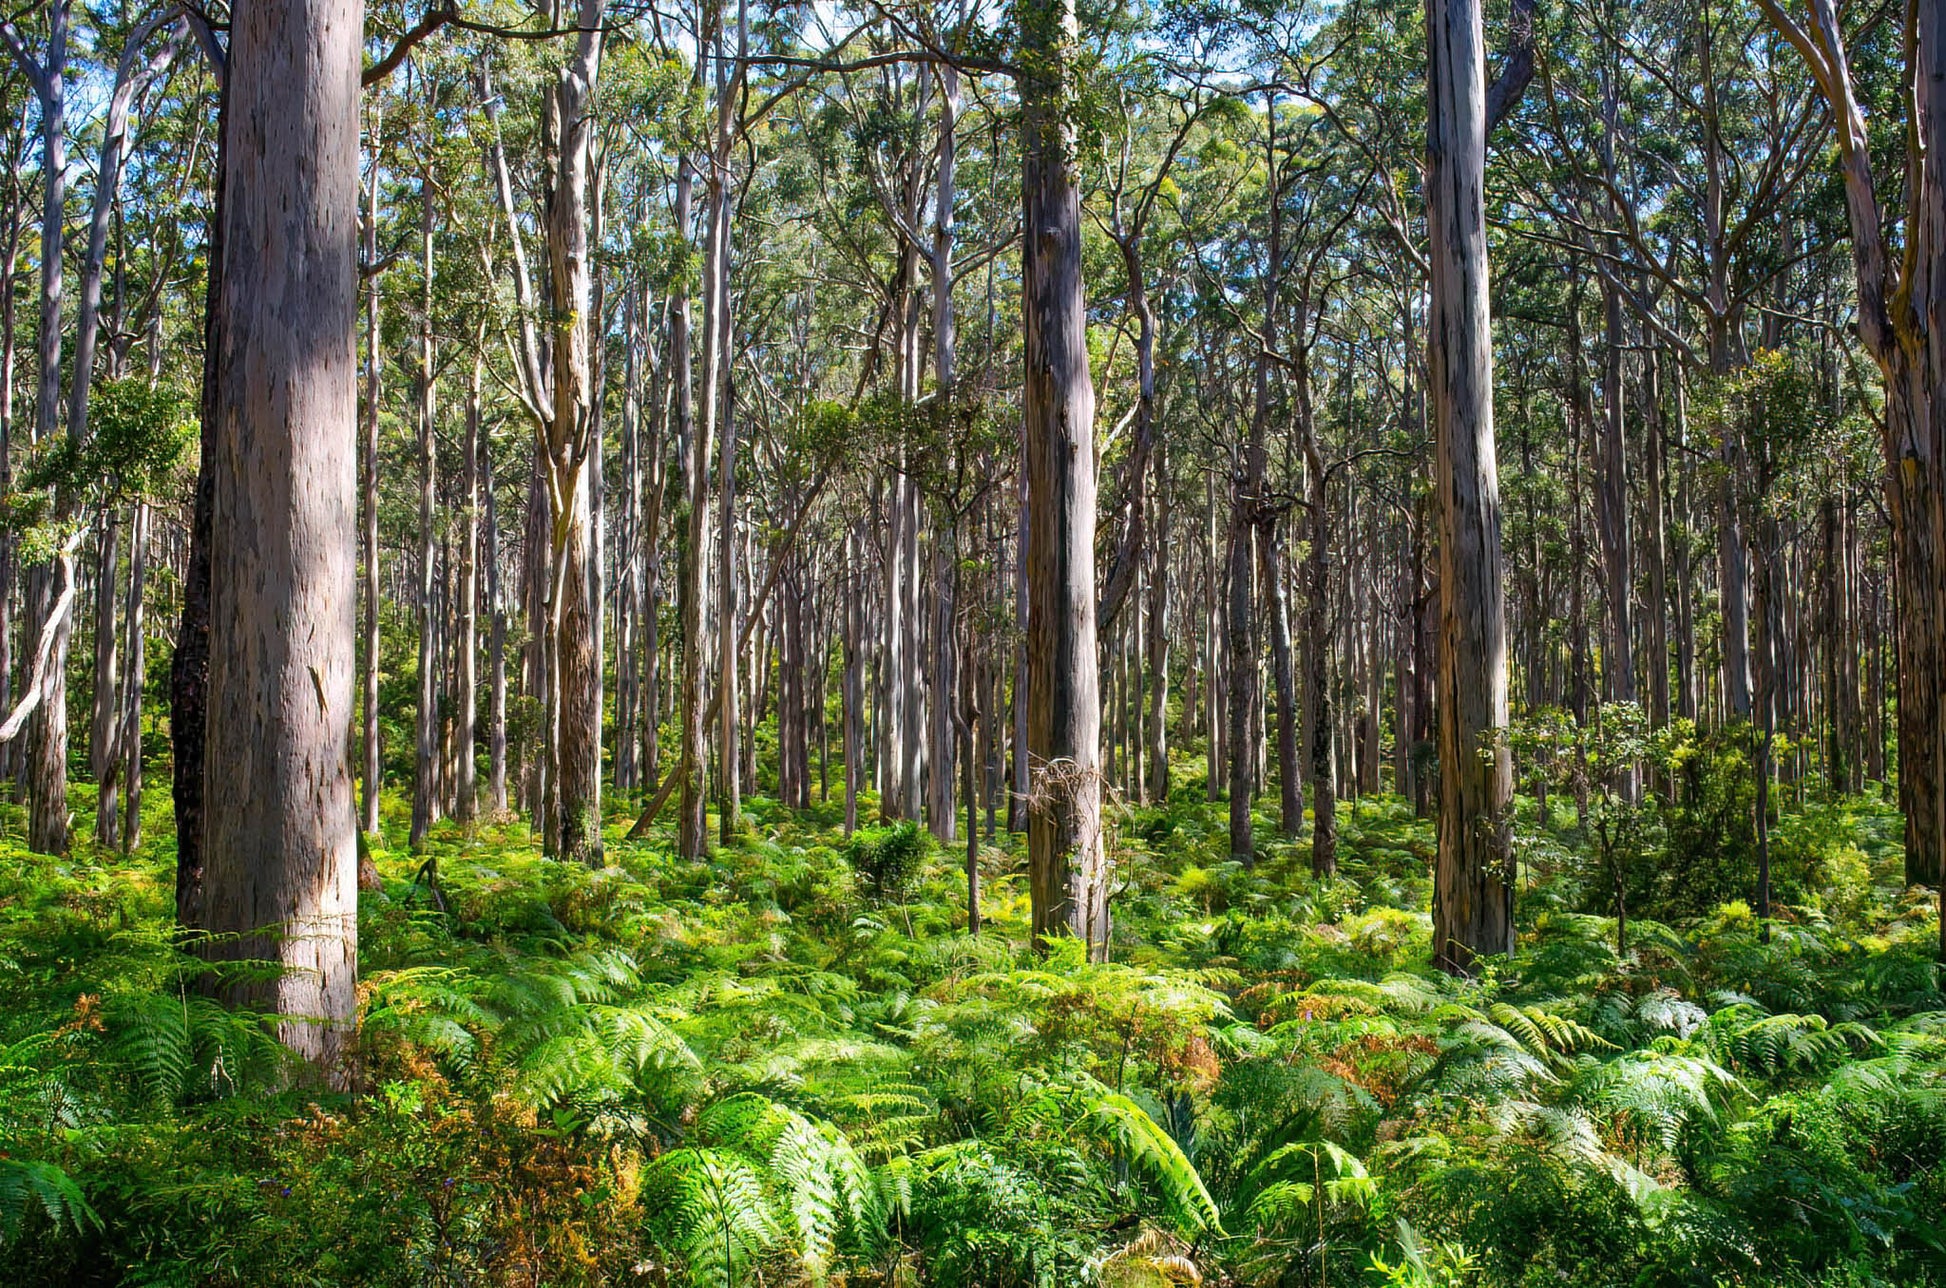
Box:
[1,745,1942,1286]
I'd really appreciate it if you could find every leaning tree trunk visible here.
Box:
[1427,0,1516,973]
[199,0,362,1074]
[1021,0,1107,958]
[1759,0,1946,890]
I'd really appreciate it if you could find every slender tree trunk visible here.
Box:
[359,112,384,839]
[92,516,122,847]
[1303,462,1338,876]
[1427,0,1515,972]
[674,151,711,858]
[1597,281,1638,802]
[1145,439,1171,804]
[120,501,147,850]
[486,438,509,814]
[456,355,480,821]
[411,184,439,851]
[15,0,71,855]
[0,147,18,796]
[200,0,362,1073]
[1642,350,1672,731]
[843,525,863,835]
[1263,517,1302,839]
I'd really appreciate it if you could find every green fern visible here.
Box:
[645,1147,782,1287]
[693,1092,884,1280]
[0,1157,99,1244]
[108,989,287,1104]
[1087,1092,1226,1239]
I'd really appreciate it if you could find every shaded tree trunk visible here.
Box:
[1427,0,1516,972]
[1021,0,1107,958]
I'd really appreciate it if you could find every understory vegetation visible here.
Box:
[2,736,1940,1287]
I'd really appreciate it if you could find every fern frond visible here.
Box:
[645,1147,781,1288]
[1089,1092,1225,1239]
[0,1158,99,1245]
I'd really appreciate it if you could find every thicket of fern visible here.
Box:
[0,745,1941,1285]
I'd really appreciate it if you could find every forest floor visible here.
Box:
[1,752,1942,1286]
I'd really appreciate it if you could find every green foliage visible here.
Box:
[0,761,1940,1285]
[843,821,932,903]
[0,1158,99,1245]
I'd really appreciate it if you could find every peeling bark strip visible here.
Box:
[1020,0,1107,958]
[1427,0,1516,974]
[199,0,362,1074]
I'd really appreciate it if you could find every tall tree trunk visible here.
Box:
[674,150,711,859]
[1642,349,1672,732]
[456,355,481,821]
[359,109,384,838]
[1263,517,1302,839]
[1596,281,1639,799]
[1761,0,1946,891]
[411,183,439,851]
[843,524,863,836]
[92,517,122,847]
[1145,439,1171,804]
[1427,0,1515,972]
[1021,0,1107,958]
[1302,457,1337,876]
[200,0,361,1073]
[1225,97,1284,864]
[8,0,71,855]
[172,56,225,930]
[486,437,509,814]
[120,501,147,850]
[0,138,19,796]
[539,1,607,865]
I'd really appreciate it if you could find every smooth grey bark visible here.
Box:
[485,436,509,814]
[1144,438,1171,804]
